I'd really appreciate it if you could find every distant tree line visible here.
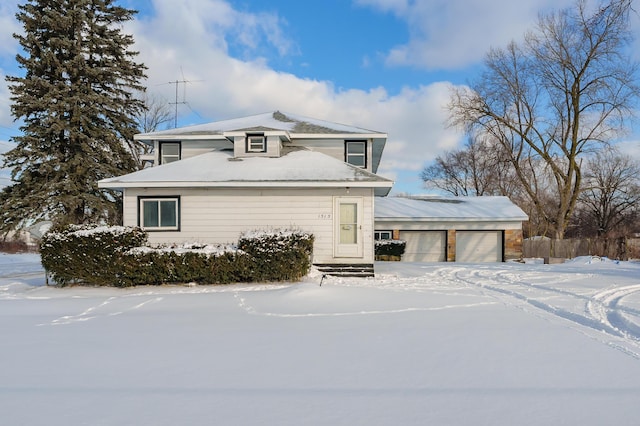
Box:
[423,0,640,240]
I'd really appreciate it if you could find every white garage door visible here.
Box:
[456,231,502,262]
[399,231,446,262]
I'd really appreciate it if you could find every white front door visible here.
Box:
[334,197,364,258]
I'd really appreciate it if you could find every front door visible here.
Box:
[334,197,364,258]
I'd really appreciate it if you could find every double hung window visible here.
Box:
[345,141,366,168]
[160,142,180,164]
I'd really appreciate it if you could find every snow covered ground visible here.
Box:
[2,253,640,425]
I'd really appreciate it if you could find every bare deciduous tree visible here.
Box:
[421,138,510,196]
[448,0,639,239]
[135,92,173,134]
[128,92,173,168]
[575,147,640,236]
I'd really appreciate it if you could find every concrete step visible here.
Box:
[314,263,375,278]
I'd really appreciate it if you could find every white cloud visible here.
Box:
[0,0,468,193]
[127,0,465,192]
[0,71,12,130]
[0,3,20,132]
[0,3,20,57]
[356,0,575,69]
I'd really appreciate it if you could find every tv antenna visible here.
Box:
[167,69,203,128]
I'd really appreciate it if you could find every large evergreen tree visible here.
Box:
[1,0,146,231]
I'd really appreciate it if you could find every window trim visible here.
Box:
[374,230,393,241]
[246,133,266,153]
[159,141,181,165]
[345,140,367,168]
[137,196,181,231]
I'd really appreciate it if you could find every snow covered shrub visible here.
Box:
[238,229,314,282]
[375,239,406,259]
[40,224,148,286]
[41,226,314,286]
[124,245,252,286]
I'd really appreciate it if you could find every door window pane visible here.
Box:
[340,203,357,244]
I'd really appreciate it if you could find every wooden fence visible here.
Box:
[523,237,640,261]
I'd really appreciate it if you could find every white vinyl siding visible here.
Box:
[289,138,374,172]
[154,139,232,164]
[123,187,375,264]
[399,231,446,262]
[456,231,503,262]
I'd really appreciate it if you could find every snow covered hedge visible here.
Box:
[374,239,406,258]
[239,229,314,282]
[40,225,148,286]
[40,225,314,287]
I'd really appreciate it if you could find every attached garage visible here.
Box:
[455,231,502,262]
[399,230,446,262]
[375,196,528,263]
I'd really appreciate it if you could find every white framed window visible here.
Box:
[139,197,180,231]
[345,140,366,168]
[246,134,266,153]
[159,142,181,164]
[375,231,393,240]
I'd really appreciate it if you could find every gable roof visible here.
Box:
[375,196,528,222]
[99,148,393,194]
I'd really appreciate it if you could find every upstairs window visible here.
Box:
[139,197,180,231]
[345,141,366,168]
[246,134,266,153]
[159,142,181,164]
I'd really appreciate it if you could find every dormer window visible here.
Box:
[246,133,266,153]
[345,140,366,168]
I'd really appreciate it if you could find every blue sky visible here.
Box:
[1,0,639,193]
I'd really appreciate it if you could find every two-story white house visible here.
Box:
[98,111,393,273]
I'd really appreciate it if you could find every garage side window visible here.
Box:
[374,231,392,240]
[139,197,180,231]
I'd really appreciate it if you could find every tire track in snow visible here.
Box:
[587,285,640,341]
[450,267,640,359]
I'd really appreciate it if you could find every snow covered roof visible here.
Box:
[375,196,528,222]
[134,111,388,175]
[99,148,393,192]
[135,111,385,138]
